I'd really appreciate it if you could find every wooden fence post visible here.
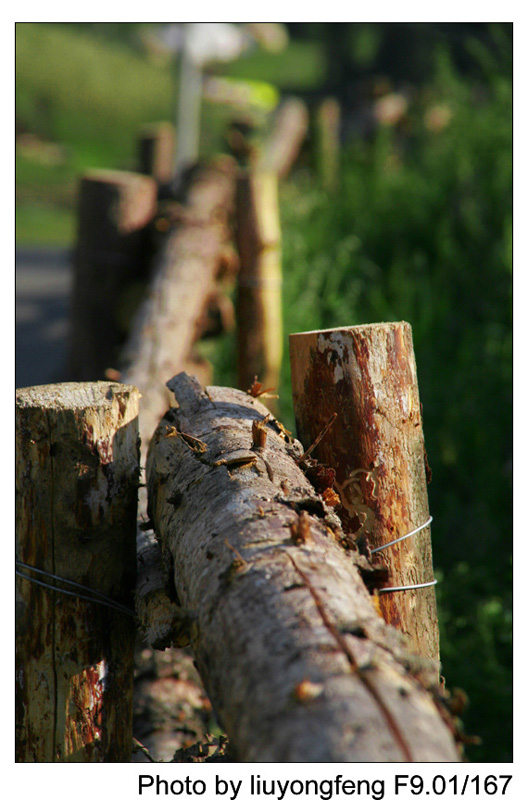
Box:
[289,322,440,668]
[16,382,140,762]
[138,122,176,185]
[68,170,157,381]
[314,97,341,192]
[235,170,282,408]
[257,98,309,179]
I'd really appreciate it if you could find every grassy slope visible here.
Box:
[16,23,175,244]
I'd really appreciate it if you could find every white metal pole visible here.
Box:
[175,23,203,175]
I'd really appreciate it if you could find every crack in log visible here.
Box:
[47,411,59,760]
[286,552,414,763]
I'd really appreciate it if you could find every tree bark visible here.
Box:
[16,382,139,762]
[145,372,459,762]
[68,170,157,380]
[289,323,440,667]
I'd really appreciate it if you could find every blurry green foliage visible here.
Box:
[219,38,327,90]
[290,22,511,89]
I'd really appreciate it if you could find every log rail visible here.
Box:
[145,372,460,762]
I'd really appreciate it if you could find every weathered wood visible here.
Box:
[146,372,460,762]
[135,529,184,650]
[138,122,176,185]
[235,170,282,410]
[120,158,236,453]
[68,170,158,381]
[289,323,440,667]
[113,161,237,753]
[257,98,309,178]
[16,382,140,762]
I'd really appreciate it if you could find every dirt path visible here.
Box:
[16,247,72,389]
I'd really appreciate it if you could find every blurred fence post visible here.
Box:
[257,98,309,179]
[138,122,176,185]
[235,170,282,411]
[314,97,341,192]
[68,170,157,380]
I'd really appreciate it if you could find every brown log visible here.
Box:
[135,528,184,650]
[257,97,309,178]
[137,122,176,184]
[145,372,460,762]
[235,170,282,412]
[68,170,157,381]
[289,322,440,667]
[122,160,236,670]
[120,157,236,453]
[16,382,139,762]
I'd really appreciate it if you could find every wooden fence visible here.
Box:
[16,103,463,763]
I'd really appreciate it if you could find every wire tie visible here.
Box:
[370,515,433,554]
[378,578,438,594]
[15,561,135,617]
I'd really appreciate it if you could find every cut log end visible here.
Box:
[16,381,139,409]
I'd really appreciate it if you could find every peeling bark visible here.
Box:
[146,372,459,762]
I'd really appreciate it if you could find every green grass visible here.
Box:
[16,204,76,246]
[16,24,174,152]
[16,23,175,246]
